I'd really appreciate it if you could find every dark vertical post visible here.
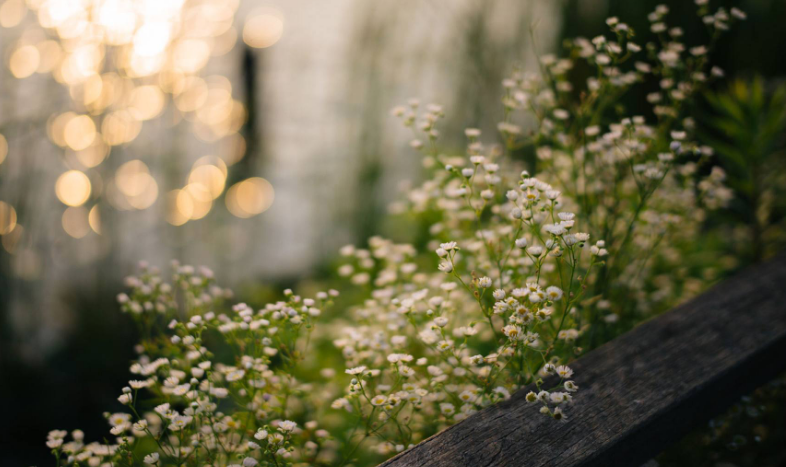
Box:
[236,45,261,182]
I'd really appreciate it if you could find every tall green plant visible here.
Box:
[703,78,786,262]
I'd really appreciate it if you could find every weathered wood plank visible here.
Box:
[380,254,786,467]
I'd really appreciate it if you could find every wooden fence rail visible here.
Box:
[381,254,786,467]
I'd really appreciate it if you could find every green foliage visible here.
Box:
[702,77,786,261]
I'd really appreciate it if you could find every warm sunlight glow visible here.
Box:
[62,206,90,238]
[0,133,7,165]
[55,170,91,207]
[0,0,26,28]
[9,45,40,78]
[64,115,97,151]
[88,204,101,234]
[243,9,284,49]
[0,201,17,235]
[225,177,274,218]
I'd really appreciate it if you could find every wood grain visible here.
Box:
[380,254,786,467]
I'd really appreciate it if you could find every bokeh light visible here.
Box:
[73,139,109,168]
[1,223,23,254]
[64,115,97,151]
[115,160,158,210]
[167,188,192,226]
[128,85,166,121]
[188,164,226,199]
[55,170,91,207]
[61,206,90,239]
[102,110,142,146]
[225,177,274,218]
[88,205,101,234]
[0,0,27,28]
[0,201,18,235]
[9,44,40,78]
[0,134,7,165]
[243,8,284,49]
[3,0,250,235]
[183,183,212,220]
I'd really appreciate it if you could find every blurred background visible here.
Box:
[0,0,784,465]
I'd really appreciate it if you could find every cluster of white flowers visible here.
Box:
[49,261,338,466]
[488,2,743,321]
[330,99,607,454]
[47,4,743,466]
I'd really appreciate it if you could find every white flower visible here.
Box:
[154,403,171,416]
[133,420,148,431]
[502,325,521,340]
[169,415,193,431]
[143,453,160,464]
[46,439,63,449]
[433,317,448,328]
[345,366,366,375]
[543,224,567,236]
[546,286,563,301]
[477,277,492,288]
[242,457,258,467]
[558,329,579,340]
[332,398,350,410]
[211,387,229,398]
[492,289,506,300]
[529,292,544,303]
[130,379,152,389]
[278,420,297,432]
[493,386,511,400]
[438,262,453,274]
[556,365,574,378]
[436,340,453,352]
[515,238,528,248]
[440,403,455,415]
[527,246,544,256]
[110,413,132,427]
[254,429,269,440]
[47,430,67,440]
[371,395,387,406]
[550,392,569,404]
